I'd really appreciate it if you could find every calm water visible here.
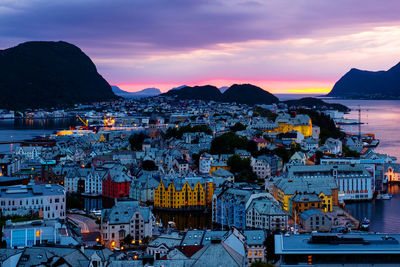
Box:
[0,118,76,153]
[325,99,400,233]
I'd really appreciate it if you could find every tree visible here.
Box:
[210,132,248,154]
[129,132,148,151]
[123,234,133,246]
[230,122,247,132]
[142,160,158,171]
[253,107,278,120]
[227,154,258,183]
[342,145,360,157]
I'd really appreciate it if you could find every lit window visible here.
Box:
[36,230,40,237]
[249,251,252,256]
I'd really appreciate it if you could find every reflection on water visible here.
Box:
[345,184,400,233]
[0,118,77,153]
[153,210,212,230]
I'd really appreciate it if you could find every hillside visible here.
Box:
[327,62,400,99]
[162,83,278,104]
[0,41,117,109]
[162,85,222,101]
[112,86,160,98]
[284,97,349,112]
[222,84,279,104]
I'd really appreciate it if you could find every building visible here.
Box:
[246,196,288,231]
[154,177,214,210]
[101,201,155,249]
[0,183,66,219]
[0,154,22,176]
[129,173,160,203]
[2,219,79,248]
[299,209,332,232]
[172,158,189,173]
[147,232,183,258]
[244,230,266,264]
[285,164,374,202]
[199,153,214,174]
[251,157,271,179]
[384,163,400,183]
[273,176,338,213]
[275,233,400,266]
[102,171,132,198]
[211,168,234,183]
[262,114,312,138]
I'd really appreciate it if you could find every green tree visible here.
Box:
[210,132,248,154]
[230,122,247,132]
[251,262,275,267]
[227,154,258,182]
[129,132,148,151]
[142,160,158,171]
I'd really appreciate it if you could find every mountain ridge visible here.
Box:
[327,62,400,99]
[0,41,117,109]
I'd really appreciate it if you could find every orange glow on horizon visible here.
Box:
[115,79,333,95]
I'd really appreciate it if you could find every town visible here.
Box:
[0,95,399,266]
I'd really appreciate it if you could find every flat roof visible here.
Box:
[275,234,400,254]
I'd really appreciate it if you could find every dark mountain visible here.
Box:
[328,62,400,99]
[284,97,349,112]
[112,86,160,98]
[222,84,279,104]
[0,41,117,109]
[162,85,222,101]
[170,85,188,91]
[161,83,279,105]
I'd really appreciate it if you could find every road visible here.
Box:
[67,214,99,234]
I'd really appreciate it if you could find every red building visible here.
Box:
[102,172,131,198]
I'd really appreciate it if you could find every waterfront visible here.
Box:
[326,99,400,233]
[1,100,400,233]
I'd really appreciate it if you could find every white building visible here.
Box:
[101,201,155,249]
[16,146,42,160]
[251,158,271,179]
[246,197,288,231]
[0,184,66,219]
[199,153,214,174]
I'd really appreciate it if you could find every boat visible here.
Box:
[376,192,382,200]
[382,194,392,200]
[360,218,370,231]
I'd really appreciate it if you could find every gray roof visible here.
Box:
[299,209,326,220]
[275,233,400,254]
[149,232,183,249]
[247,197,286,216]
[243,230,266,245]
[0,184,65,199]
[102,201,152,224]
[192,241,245,267]
[182,230,204,246]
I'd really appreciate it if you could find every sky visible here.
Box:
[1,0,400,93]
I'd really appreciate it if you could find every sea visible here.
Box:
[0,98,399,232]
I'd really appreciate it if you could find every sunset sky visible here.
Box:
[1,0,400,93]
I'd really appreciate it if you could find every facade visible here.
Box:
[154,177,214,210]
[299,209,332,232]
[0,184,66,219]
[286,164,374,202]
[0,154,22,176]
[246,197,288,231]
[199,153,213,174]
[129,173,160,203]
[102,171,131,198]
[273,176,338,213]
[263,114,312,137]
[101,201,155,249]
[2,219,79,248]
[251,157,271,179]
[384,164,400,183]
[244,230,266,264]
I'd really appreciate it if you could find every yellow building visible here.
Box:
[264,114,312,137]
[273,177,337,213]
[154,177,214,209]
[209,161,230,175]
